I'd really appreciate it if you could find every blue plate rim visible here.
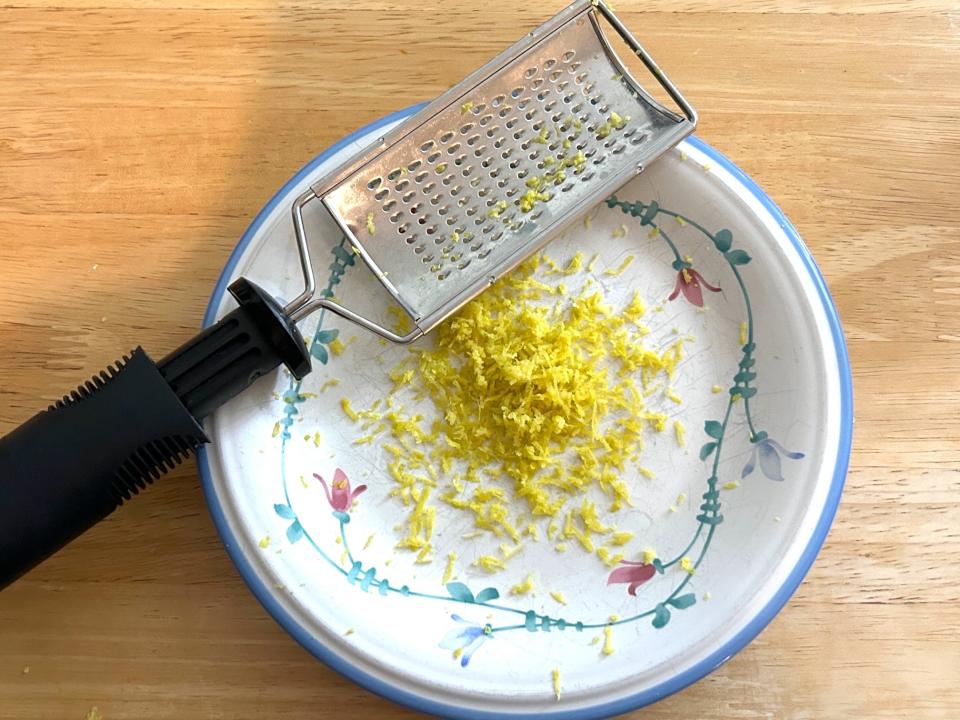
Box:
[197,103,853,720]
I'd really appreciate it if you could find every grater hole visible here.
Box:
[511,87,523,98]
[497,179,507,188]
[387,168,402,181]
[430,194,441,205]
[466,206,477,216]
[545,100,558,111]
[479,114,493,126]
[509,160,519,169]
[438,205,449,215]
[505,187,518,197]
[450,184,462,196]
[532,120,545,131]
[478,248,493,259]
[506,119,518,129]
[558,80,570,91]
[458,196,469,207]
[498,107,511,118]
[572,103,584,113]
[482,225,494,235]
[442,174,454,186]
[402,191,415,203]
[414,243,425,254]
[417,216,427,225]
[548,141,559,151]
[518,98,531,110]
[494,137,505,148]
[549,70,562,82]
[537,90,551,101]
[584,81,596,94]
[446,217,456,226]
[500,149,512,159]
[561,182,575,192]
[390,212,402,223]
[383,199,397,211]
[463,166,474,177]
[631,133,647,144]
[367,177,382,190]
[410,202,423,214]
[612,144,626,155]
[569,61,582,71]
[396,179,410,192]
[524,67,538,79]
[455,153,466,166]
[599,103,610,113]
[563,95,574,104]
[427,151,442,163]
[561,50,575,63]
[574,72,588,84]
[447,142,462,155]
[459,123,474,134]
[525,111,535,120]
[580,170,595,181]
[513,131,522,140]
[458,258,472,270]
[375,189,389,201]
[487,128,498,139]
[528,151,540,160]
[399,223,409,233]
[472,103,487,114]
[440,131,455,144]
[426,225,437,235]
[491,94,506,107]
[467,134,480,145]
[405,233,418,245]
[531,78,544,90]
[623,127,637,138]
[407,160,422,172]
[552,113,563,122]
[420,140,435,152]
[544,58,557,70]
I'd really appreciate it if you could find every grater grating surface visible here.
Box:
[287,0,696,342]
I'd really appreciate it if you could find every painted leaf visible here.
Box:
[446,582,475,603]
[741,386,758,399]
[286,520,304,544]
[652,558,665,574]
[699,442,718,461]
[475,587,500,603]
[713,229,733,252]
[315,328,340,344]
[652,603,671,629]
[734,370,757,383]
[273,503,296,519]
[726,249,752,265]
[311,343,329,364]
[704,420,723,440]
[667,593,697,610]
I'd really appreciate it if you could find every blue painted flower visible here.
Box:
[742,434,804,481]
[438,615,491,667]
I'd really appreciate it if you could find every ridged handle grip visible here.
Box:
[0,278,312,589]
[0,348,207,588]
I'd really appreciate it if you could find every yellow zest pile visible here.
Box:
[343,254,686,568]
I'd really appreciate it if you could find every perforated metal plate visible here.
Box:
[312,0,694,333]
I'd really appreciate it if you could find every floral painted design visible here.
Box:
[439,616,493,667]
[315,468,366,513]
[607,561,656,596]
[267,193,807,669]
[668,266,721,307]
[742,433,805,481]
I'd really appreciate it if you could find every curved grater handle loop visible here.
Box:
[284,189,425,343]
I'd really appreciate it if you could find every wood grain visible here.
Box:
[1,1,959,718]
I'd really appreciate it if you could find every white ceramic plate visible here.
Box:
[198,104,852,719]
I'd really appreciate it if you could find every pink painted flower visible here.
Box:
[314,468,366,512]
[607,560,656,596]
[668,267,721,307]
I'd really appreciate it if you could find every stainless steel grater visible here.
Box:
[0,0,697,588]
[285,0,696,342]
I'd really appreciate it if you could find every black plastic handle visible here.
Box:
[0,278,310,589]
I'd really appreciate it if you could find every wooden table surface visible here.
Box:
[2,1,959,718]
